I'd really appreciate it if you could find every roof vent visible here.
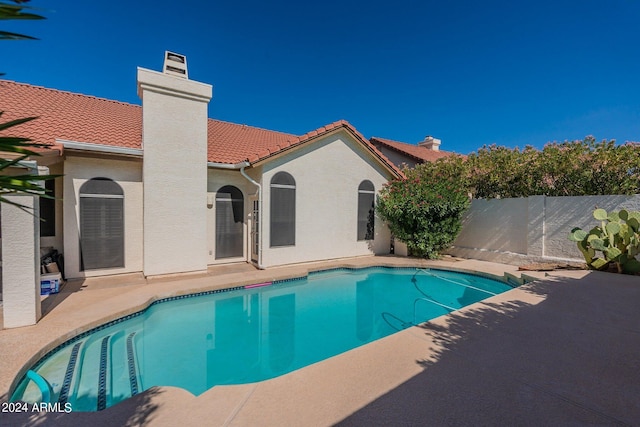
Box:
[163,51,188,79]
[418,135,441,151]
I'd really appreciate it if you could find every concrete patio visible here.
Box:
[1,256,638,426]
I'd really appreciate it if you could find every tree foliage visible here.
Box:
[377,136,639,259]
[0,0,44,41]
[377,164,470,258]
[0,113,57,207]
[0,0,57,210]
[431,137,640,199]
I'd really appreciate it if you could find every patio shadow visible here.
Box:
[337,272,640,426]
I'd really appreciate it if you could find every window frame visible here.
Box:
[270,171,296,247]
[39,178,56,237]
[357,180,375,241]
[215,185,245,259]
[79,177,125,271]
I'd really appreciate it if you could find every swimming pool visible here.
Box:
[11,267,516,412]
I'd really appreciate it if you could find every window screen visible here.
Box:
[79,178,124,270]
[358,180,375,240]
[270,172,296,247]
[40,178,56,237]
[215,185,244,259]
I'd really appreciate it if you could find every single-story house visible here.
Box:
[0,53,406,327]
[370,136,457,169]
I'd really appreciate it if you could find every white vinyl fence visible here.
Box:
[447,195,640,264]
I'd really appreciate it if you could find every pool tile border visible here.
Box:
[57,341,81,405]
[127,332,139,397]
[97,336,109,411]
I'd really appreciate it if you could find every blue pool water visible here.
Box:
[11,267,515,411]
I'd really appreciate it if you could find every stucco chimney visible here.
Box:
[137,54,213,277]
[419,136,441,151]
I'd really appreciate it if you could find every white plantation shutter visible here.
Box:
[79,178,124,270]
[270,172,296,247]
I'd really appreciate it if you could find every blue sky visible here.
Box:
[4,0,640,154]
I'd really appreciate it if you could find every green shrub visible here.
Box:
[377,162,470,258]
[568,208,640,274]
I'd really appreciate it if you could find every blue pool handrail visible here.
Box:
[26,370,53,404]
[415,268,498,296]
[413,297,456,325]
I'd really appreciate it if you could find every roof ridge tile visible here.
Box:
[370,136,459,163]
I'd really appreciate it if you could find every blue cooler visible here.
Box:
[40,273,62,295]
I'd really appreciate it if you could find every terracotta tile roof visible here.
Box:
[0,80,141,151]
[0,80,402,177]
[207,119,297,164]
[243,119,404,178]
[370,136,459,163]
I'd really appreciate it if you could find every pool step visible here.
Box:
[108,331,140,407]
[73,331,142,411]
[126,332,140,396]
[25,329,143,412]
[57,341,82,405]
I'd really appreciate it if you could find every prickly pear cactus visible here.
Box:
[569,208,640,274]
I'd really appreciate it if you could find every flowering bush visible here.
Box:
[377,136,639,258]
[435,137,640,199]
[377,162,469,258]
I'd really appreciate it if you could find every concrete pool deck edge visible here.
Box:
[2,256,639,426]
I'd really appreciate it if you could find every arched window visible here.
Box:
[216,185,244,259]
[270,172,296,247]
[357,180,375,241]
[79,178,124,270]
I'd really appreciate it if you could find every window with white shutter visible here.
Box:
[270,172,296,247]
[79,178,124,270]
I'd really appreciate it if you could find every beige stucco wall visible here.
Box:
[260,130,393,268]
[138,67,212,277]
[374,145,417,169]
[0,163,63,263]
[453,198,529,254]
[1,195,41,328]
[448,194,640,264]
[62,156,143,278]
[544,195,640,260]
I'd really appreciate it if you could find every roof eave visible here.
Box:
[206,161,250,170]
[370,137,427,164]
[249,123,403,179]
[57,139,143,157]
